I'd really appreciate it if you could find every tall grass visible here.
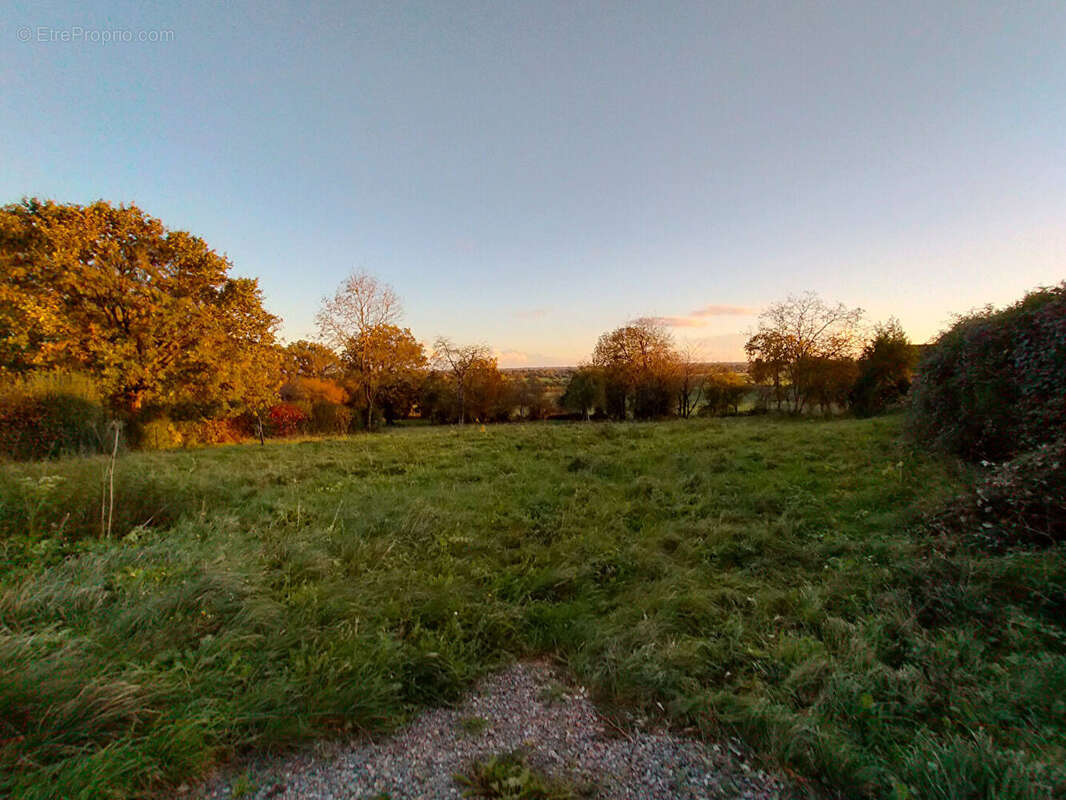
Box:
[1,416,1063,798]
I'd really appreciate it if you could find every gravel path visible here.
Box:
[193,662,794,800]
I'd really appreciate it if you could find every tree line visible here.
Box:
[557,294,916,422]
[0,199,917,457]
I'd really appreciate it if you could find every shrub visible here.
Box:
[279,376,349,405]
[701,369,749,416]
[907,283,1066,461]
[849,320,916,417]
[267,403,308,437]
[308,402,352,435]
[454,750,592,799]
[177,418,245,446]
[0,372,113,460]
[137,417,184,450]
[926,437,1066,549]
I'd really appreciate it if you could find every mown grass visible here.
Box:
[1,416,1063,799]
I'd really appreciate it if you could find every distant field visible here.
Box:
[2,416,1063,799]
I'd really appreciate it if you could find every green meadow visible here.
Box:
[2,416,1063,799]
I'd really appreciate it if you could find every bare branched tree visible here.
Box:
[675,341,705,418]
[432,337,491,424]
[745,292,864,413]
[316,271,401,429]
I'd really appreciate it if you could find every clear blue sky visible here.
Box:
[3,1,1064,365]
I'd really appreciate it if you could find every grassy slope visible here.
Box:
[1,416,1063,799]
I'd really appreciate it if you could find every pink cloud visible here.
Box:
[643,316,710,328]
[689,304,757,317]
[494,349,530,365]
[513,308,549,320]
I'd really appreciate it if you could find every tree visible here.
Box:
[316,271,401,429]
[701,368,748,416]
[675,344,705,418]
[511,374,550,420]
[432,337,492,424]
[849,319,916,416]
[744,293,864,414]
[418,370,458,423]
[803,357,858,415]
[0,198,280,414]
[560,366,605,420]
[591,319,678,419]
[465,356,509,422]
[282,340,344,381]
[343,324,427,426]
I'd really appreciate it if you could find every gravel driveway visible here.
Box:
[193,661,795,800]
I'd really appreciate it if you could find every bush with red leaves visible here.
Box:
[266,403,307,437]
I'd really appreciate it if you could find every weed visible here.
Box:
[230,771,255,798]
[460,716,490,735]
[538,681,568,707]
[455,751,594,799]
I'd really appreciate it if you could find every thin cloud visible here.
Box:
[644,315,710,328]
[689,304,757,317]
[494,349,530,365]
[514,308,549,320]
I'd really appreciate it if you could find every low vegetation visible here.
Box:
[455,750,594,799]
[2,415,1064,799]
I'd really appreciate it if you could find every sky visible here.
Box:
[2,1,1064,366]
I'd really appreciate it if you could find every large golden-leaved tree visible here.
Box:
[591,318,679,419]
[0,198,281,415]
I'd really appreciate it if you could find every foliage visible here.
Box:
[282,340,344,381]
[1,417,1062,799]
[136,417,184,450]
[280,376,350,406]
[317,272,403,429]
[0,371,113,460]
[673,345,705,418]
[699,368,748,416]
[512,376,551,421]
[266,403,307,437]
[455,751,591,799]
[175,418,246,447]
[308,402,353,436]
[907,283,1066,461]
[465,357,510,423]
[344,325,427,427]
[419,355,510,425]
[432,338,494,424]
[926,437,1066,549]
[418,370,460,424]
[745,293,864,414]
[800,356,858,416]
[591,319,678,419]
[559,368,605,421]
[851,320,917,417]
[0,199,281,415]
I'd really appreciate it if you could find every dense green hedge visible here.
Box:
[907,283,1066,462]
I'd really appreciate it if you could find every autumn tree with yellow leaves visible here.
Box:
[0,199,281,417]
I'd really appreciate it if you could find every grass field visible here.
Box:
[2,416,1064,799]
